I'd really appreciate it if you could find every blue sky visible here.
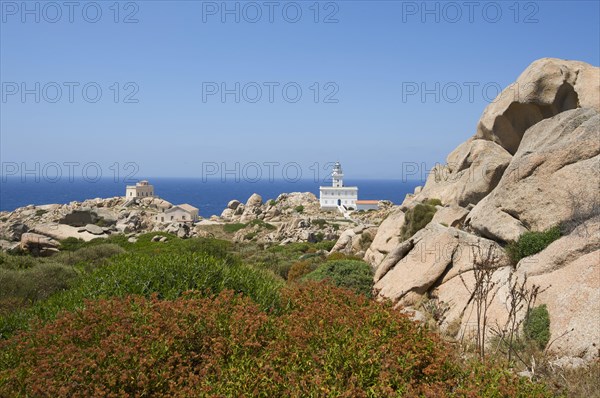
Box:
[1,0,599,180]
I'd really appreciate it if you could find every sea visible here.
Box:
[0,178,422,217]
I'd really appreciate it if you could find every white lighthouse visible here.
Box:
[319,161,358,211]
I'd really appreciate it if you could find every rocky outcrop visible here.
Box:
[403,140,512,208]
[431,205,470,228]
[373,223,508,307]
[220,192,321,224]
[467,108,600,242]
[368,58,600,363]
[239,194,264,223]
[364,208,406,267]
[59,209,99,227]
[329,225,377,255]
[476,58,600,154]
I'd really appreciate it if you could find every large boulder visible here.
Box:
[431,205,470,228]
[227,200,241,210]
[93,208,118,226]
[84,224,105,235]
[476,58,600,154]
[239,194,263,223]
[373,223,509,307]
[59,209,98,227]
[330,225,377,255]
[364,208,406,267]
[8,223,29,241]
[33,223,104,242]
[20,232,60,256]
[467,108,600,242]
[404,140,512,208]
[245,193,263,208]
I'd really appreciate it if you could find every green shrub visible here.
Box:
[400,202,438,240]
[359,233,373,249]
[223,223,247,233]
[247,219,276,230]
[314,232,324,242]
[0,253,40,270]
[268,242,310,255]
[268,199,277,206]
[294,205,304,213]
[0,263,78,305]
[314,240,336,251]
[326,252,363,262]
[0,251,283,338]
[312,219,327,229]
[426,198,442,206]
[34,209,47,217]
[180,238,234,263]
[58,237,90,251]
[303,260,374,297]
[53,243,125,269]
[506,226,561,264]
[524,304,551,349]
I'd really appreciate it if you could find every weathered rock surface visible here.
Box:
[476,58,600,154]
[364,208,406,267]
[20,232,60,256]
[516,217,600,361]
[59,209,99,227]
[330,225,377,255]
[403,139,512,208]
[33,224,105,242]
[85,224,105,235]
[373,223,509,307]
[431,205,470,228]
[467,108,600,242]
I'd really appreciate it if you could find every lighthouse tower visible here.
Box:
[332,161,344,188]
[319,161,358,211]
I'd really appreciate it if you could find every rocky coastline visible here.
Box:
[1,57,598,366]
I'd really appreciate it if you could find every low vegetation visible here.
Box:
[303,259,374,297]
[223,219,276,234]
[524,304,551,350]
[0,282,552,397]
[400,199,441,240]
[505,226,561,264]
[0,233,568,396]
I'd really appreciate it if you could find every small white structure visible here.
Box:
[126,180,154,198]
[356,200,380,211]
[154,204,199,223]
[319,162,358,211]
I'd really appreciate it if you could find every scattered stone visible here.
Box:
[85,224,105,235]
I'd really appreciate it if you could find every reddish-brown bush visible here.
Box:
[0,282,551,397]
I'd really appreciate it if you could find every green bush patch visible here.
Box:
[303,259,374,297]
[524,304,551,350]
[506,226,561,264]
[400,200,439,240]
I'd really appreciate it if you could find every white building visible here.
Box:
[319,162,358,210]
[154,204,199,223]
[125,180,154,198]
